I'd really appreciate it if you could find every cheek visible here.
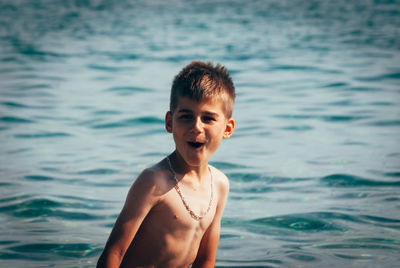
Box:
[173,132,182,141]
[209,126,225,142]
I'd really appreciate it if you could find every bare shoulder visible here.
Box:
[209,165,230,197]
[98,159,174,266]
[129,160,172,198]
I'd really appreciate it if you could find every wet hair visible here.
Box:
[170,61,235,118]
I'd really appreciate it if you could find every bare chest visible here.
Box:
[152,187,216,233]
[124,190,217,267]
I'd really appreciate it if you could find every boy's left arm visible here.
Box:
[192,175,230,268]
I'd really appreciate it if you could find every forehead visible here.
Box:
[175,96,225,114]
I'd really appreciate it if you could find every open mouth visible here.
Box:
[188,142,204,149]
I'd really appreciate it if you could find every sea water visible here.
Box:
[0,0,399,267]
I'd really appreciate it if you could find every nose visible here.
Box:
[191,117,203,133]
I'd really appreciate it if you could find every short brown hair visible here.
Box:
[170,61,235,118]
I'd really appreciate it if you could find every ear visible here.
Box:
[165,111,173,133]
[223,118,235,139]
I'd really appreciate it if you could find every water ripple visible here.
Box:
[287,253,316,262]
[223,212,353,233]
[249,212,346,232]
[274,114,370,122]
[1,0,399,266]
[228,172,306,184]
[356,72,400,82]
[24,175,54,181]
[0,195,108,221]
[360,215,400,230]
[270,64,342,74]
[106,86,153,93]
[281,125,313,131]
[91,116,164,129]
[320,174,400,187]
[317,243,395,250]
[87,64,136,72]
[13,132,71,138]
[322,82,348,88]
[0,116,34,123]
[211,161,249,170]
[384,172,400,177]
[76,168,118,175]
[249,215,341,232]
[0,101,29,108]
[5,243,101,258]
[367,120,400,127]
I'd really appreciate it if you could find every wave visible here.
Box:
[280,125,313,131]
[87,64,136,72]
[355,72,400,82]
[13,132,71,138]
[367,120,400,127]
[0,116,34,123]
[0,101,29,108]
[320,174,400,187]
[4,243,101,259]
[227,172,306,184]
[322,82,348,88]
[23,175,54,181]
[270,64,342,74]
[91,116,164,129]
[223,210,400,238]
[75,168,118,175]
[211,161,249,170]
[248,214,343,232]
[384,172,400,177]
[223,212,350,233]
[0,195,108,221]
[274,114,369,122]
[106,86,153,93]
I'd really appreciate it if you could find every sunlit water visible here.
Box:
[1,0,400,267]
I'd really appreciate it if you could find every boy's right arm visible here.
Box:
[96,169,161,268]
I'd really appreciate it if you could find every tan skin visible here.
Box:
[97,96,235,268]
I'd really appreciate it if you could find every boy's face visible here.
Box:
[165,96,235,167]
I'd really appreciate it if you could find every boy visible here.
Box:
[97,61,236,268]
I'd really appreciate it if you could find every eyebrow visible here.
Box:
[177,109,219,117]
[177,109,193,114]
[203,111,219,117]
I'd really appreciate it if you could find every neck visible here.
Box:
[168,151,209,182]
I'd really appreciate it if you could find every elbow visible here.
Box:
[96,252,107,268]
[192,258,215,268]
[96,248,124,268]
[96,250,108,268]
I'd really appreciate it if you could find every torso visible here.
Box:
[120,166,219,268]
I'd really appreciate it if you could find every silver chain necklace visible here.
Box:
[166,156,213,221]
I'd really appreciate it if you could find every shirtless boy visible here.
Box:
[97,61,236,268]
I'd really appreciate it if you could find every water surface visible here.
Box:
[1,0,400,267]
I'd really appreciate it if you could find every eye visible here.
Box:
[202,116,216,123]
[179,114,193,120]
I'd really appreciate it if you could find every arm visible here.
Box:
[192,174,230,268]
[97,169,161,268]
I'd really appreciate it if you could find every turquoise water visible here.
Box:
[1,0,400,267]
